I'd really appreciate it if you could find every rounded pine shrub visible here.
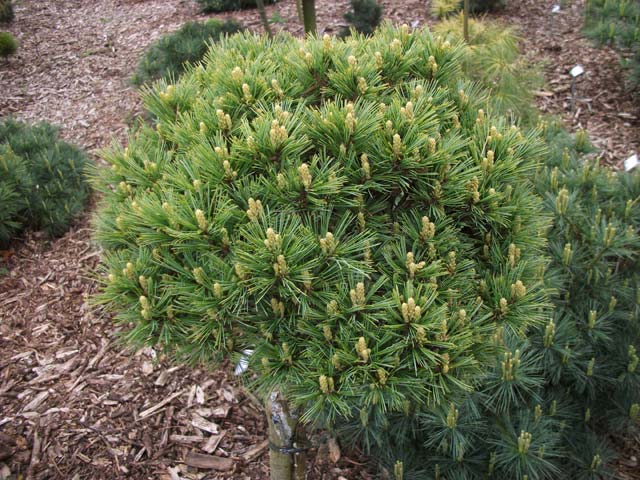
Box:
[533,122,639,468]
[132,19,243,87]
[95,25,550,447]
[341,0,383,37]
[196,0,276,14]
[0,119,91,246]
[0,31,17,58]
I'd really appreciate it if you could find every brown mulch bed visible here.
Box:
[498,0,639,167]
[0,0,638,479]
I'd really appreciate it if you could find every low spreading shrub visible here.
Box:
[132,19,243,86]
[196,0,276,14]
[341,0,383,37]
[0,119,91,246]
[433,15,542,122]
[0,0,13,24]
[584,0,640,89]
[0,31,17,58]
[95,26,551,476]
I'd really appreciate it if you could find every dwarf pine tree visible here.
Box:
[370,123,639,480]
[94,25,553,475]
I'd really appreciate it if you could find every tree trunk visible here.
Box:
[463,0,470,42]
[301,0,316,35]
[294,0,304,24]
[266,389,306,480]
[255,0,273,37]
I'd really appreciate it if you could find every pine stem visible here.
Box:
[255,0,273,37]
[463,0,470,42]
[295,0,304,24]
[301,0,317,35]
[266,389,306,480]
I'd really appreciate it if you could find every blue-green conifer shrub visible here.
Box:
[369,122,639,480]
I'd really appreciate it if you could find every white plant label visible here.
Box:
[570,65,585,77]
[624,153,639,172]
[234,349,254,376]
[552,5,561,13]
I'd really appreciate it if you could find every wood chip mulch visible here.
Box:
[0,0,637,479]
[497,0,639,168]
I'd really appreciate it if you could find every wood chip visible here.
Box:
[167,466,182,480]
[22,391,49,412]
[191,414,219,435]
[328,437,341,463]
[170,435,203,445]
[184,452,233,471]
[212,405,231,419]
[201,431,225,454]
[154,370,169,387]
[139,389,185,419]
[195,385,205,405]
[242,440,268,462]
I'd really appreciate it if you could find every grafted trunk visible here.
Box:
[294,0,304,24]
[266,389,306,480]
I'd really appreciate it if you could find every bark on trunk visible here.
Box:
[463,0,470,42]
[294,0,304,24]
[301,0,316,35]
[266,389,306,480]
[255,0,273,37]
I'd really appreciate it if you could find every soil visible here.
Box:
[0,0,638,479]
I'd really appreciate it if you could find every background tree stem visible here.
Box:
[301,0,316,35]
